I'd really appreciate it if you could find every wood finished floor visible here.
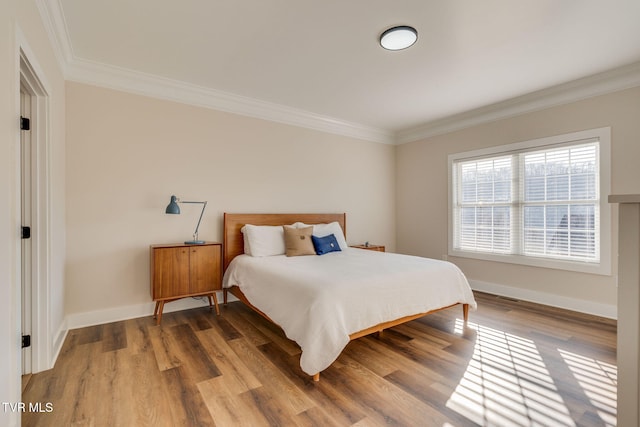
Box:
[22,292,617,426]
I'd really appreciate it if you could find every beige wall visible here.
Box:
[397,87,640,315]
[1,0,66,424]
[65,82,396,318]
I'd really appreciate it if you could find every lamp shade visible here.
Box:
[380,26,418,51]
[165,195,180,214]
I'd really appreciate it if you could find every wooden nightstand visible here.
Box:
[150,242,222,324]
[350,244,385,252]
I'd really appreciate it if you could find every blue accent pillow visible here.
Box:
[312,233,342,255]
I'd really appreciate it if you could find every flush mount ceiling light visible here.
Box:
[380,25,418,51]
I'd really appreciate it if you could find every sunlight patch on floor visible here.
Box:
[448,319,576,426]
[558,349,617,426]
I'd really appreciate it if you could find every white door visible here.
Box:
[20,83,32,375]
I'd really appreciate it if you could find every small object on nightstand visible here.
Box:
[150,242,222,324]
[350,243,385,252]
[165,195,208,244]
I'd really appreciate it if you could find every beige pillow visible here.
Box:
[283,225,316,257]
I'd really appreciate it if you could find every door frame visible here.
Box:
[20,82,33,375]
[18,43,53,375]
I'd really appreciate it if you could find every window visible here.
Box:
[448,128,611,275]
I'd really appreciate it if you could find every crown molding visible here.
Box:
[36,0,74,73]
[396,61,640,144]
[64,57,394,144]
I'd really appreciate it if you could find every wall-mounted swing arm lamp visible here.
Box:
[165,195,208,244]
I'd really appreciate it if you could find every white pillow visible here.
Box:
[240,224,287,257]
[241,229,253,256]
[296,221,348,250]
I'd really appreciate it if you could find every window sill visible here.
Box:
[448,249,611,276]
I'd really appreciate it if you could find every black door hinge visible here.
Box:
[22,335,31,348]
[20,116,30,131]
[22,226,31,239]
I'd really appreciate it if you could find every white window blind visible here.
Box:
[456,156,512,254]
[452,140,600,264]
[520,143,599,261]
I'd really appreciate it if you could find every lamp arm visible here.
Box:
[181,201,207,241]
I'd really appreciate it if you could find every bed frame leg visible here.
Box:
[312,373,320,382]
[223,288,228,305]
[463,303,469,323]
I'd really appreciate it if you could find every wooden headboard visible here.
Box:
[223,213,346,271]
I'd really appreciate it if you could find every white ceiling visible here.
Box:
[43,0,640,143]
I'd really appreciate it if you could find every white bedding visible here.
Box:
[222,248,477,375]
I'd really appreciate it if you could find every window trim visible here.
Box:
[448,127,611,276]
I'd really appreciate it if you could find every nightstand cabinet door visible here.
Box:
[150,243,222,300]
[150,242,222,324]
[152,246,190,300]
[189,244,221,294]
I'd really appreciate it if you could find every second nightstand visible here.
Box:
[350,244,385,252]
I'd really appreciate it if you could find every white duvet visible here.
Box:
[222,248,477,375]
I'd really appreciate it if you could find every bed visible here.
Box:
[222,213,477,381]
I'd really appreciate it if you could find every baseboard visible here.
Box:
[470,279,617,319]
[65,292,236,330]
[50,320,68,369]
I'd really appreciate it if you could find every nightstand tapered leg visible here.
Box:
[156,301,165,325]
[207,293,220,315]
[212,292,220,315]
